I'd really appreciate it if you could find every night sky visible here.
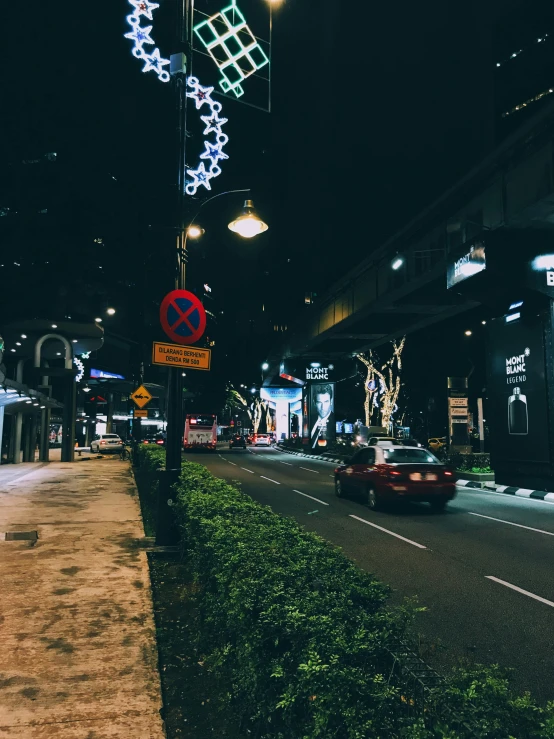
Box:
[0,0,532,424]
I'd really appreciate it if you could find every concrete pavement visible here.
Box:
[186,445,554,702]
[0,459,165,738]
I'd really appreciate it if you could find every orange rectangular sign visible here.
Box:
[134,409,148,418]
[152,342,211,371]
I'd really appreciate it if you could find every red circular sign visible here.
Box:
[160,289,206,345]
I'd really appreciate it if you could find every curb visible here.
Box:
[457,478,554,502]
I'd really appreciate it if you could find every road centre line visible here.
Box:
[241,468,255,474]
[279,461,293,466]
[299,467,319,473]
[293,489,329,506]
[260,476,281,485]
[228,461,237,466]
[485,576,554,608]
[349,515,428,549]
[469,512,554,537]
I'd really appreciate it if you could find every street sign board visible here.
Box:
[134,409,148,418]
[160,289,206,346]
[152,342,211,371]
[131,385,153,409]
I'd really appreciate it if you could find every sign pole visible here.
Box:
[156,0,189,546]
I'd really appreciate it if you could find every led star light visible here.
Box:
[194,0,269,98]
[125,0,170,82]
[185,77,229,195]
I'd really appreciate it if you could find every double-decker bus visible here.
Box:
[183,414,217,451]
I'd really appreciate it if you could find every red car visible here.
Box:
[334,445,456,511]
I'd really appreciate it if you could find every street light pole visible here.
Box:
[156,0,189,546]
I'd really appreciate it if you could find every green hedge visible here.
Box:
[133,445,165,537]
[139,447,554,737]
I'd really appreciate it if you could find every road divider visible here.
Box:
[485,576,554,608]
[293,490,329,506]
[349,515,428,549]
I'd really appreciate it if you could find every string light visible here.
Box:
[496,33,549,68]
[125,0,170,83]
[193,0,269,99]
[185,77,229,195]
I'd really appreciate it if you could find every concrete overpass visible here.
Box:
[281,100,554,359]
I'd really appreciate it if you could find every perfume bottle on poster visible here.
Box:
[508,387,528,435]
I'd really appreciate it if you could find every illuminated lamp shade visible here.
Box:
[228,200,268,239]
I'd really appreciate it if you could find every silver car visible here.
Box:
[91,433,124,454]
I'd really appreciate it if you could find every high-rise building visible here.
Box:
[494,0,554,138]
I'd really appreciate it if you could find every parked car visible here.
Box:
[428,437,447,452]
[399,437,423,448]
[229,434,246,450]
[253,433,271,446]
[334,445,456,511]
[91,434,124,454]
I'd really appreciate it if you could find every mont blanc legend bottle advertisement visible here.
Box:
[487,315,549,464]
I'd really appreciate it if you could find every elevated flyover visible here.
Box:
[282,101,554,359]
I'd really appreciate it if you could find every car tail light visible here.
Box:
[388,469,404,480]
[156,440,163,445]
[443,470,453,477]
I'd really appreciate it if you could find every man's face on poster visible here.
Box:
[315,392,331,419]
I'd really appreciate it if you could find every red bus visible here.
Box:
[184,414,217,451]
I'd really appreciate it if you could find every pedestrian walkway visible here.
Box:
[0,459,165,738]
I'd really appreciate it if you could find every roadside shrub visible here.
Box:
[133,445,165,536]
[138,448,553,737]
[445,452,491,473]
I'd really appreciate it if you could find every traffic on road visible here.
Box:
[185,443,554,701]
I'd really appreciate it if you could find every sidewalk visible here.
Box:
[0,459,165,738]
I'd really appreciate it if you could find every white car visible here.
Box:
[254,434,271,446]
[91,434,124,454]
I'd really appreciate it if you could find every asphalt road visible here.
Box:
[183,445,554,701]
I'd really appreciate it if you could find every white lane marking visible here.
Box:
[260,476,281,485]
[485,576,554,609]
[241,467,255,474]
[349,515,427,549]
[300,467,319,474]
[279,461,293,466]
[472,490,554,507]
[228,461,237,466]
[329,475,334,478]
[468,512,554,537]
[293,489,329,506]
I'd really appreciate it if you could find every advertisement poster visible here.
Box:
[308,383,336,450]
[487,316,549,464]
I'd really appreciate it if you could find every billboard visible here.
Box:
[487,315,549,464]
[303,382,336,451]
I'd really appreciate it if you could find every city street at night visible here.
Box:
[187,445,554,701]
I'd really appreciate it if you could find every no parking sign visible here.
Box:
[160,290,206,346]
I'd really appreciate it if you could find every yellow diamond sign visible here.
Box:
[131,385,153,409]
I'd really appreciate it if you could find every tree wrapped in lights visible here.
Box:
[227,386,267,434]
[356,337,406,430]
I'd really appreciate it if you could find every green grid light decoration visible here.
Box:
[194,1,269,99]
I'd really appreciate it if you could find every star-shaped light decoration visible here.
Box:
[124,22,155,53]
[142,48,170,82]
[185,162,214,196]
[200,140,229,166]
[128,0,160,21]
[201,111,229,138]
[186,77,216,110]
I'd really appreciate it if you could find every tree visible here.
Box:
[227,386,267,434]
[356,337,406,431]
